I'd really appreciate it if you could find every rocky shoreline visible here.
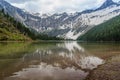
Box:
[85,55,120,80]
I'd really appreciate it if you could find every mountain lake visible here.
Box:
[0,41,120,80]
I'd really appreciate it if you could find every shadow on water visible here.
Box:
[0,42,120,80]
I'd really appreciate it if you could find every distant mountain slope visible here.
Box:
[1,0,120,40]
[78,15,120,41]
[0,10,32,41]
[0,10,62,41]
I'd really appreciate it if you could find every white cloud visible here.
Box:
[5,0,120,14]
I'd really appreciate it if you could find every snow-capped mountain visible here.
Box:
[0,0,120,40]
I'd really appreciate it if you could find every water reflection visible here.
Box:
[0,42,105,80]
[21,42,104,70]
[79,56,103,70]
[6,63,88,80]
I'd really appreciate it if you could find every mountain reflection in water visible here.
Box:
[1,42,104,80]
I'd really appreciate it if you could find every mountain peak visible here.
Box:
[81,0,117,14]
[103,0,115,6]
[98,0,117,10]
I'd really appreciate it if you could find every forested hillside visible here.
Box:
[78,15,120,41]
[0,9,32,41]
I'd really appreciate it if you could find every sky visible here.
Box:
[5,0,120,14]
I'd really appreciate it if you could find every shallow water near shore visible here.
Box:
[0,42,120,80]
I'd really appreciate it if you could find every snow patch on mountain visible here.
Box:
[65,30,84,40]
[87,5,120,25]
[30,17,39,21]
[54,15,62,19]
